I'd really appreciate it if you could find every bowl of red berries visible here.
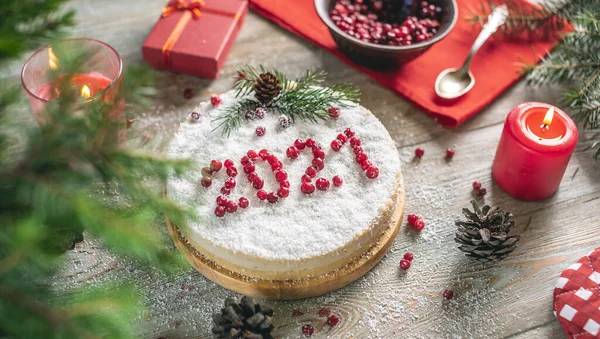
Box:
[315,0,458,67]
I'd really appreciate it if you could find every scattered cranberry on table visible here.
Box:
[327,314,340,327]
[400,258,411,270]
[415,147,425,158]
[329,0,443,46]
[407,213,425,231]
[446,148,455,158]
[301,324,314,337]
[442,289,454,300]
[403,252,414,261]
[472,181,487,196]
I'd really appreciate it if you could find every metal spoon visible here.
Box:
[435,5,508,99]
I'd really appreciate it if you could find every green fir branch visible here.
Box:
[218,65,360,136]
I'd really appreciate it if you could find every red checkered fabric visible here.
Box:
[554,248,600,338]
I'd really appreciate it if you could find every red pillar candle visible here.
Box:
[492,102,578,201]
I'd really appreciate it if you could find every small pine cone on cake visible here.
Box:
[212,296,274,339]
[254,72,281,105]
[454,200,520,262]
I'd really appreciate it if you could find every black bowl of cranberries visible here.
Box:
[315,0,457,68]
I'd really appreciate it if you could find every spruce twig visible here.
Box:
[214,65,360,136]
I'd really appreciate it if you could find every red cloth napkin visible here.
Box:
[248,0,558,127]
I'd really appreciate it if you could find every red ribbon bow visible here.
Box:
[162,0,205,20]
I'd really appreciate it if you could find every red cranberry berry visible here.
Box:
[360,160,372,171]
[201,167,213,177]
[247,172,258,183]
[210,94,221,106]
[316,178,331,191]
[247,150,258,160]
[210,160,222,172]
[255,126,266,137]
[312,158,325,171]
[277,187,290,198]
[413,218,425,231]
[318,308,331,317]
[366,166,379,179]
[301,324,314,337]
[337,134,348,143]
[257,190,268,200]
[403,252,414,261]
[216,196,227,206]
[280,180,290,188]
[183,88,194,99]
[267,192,279,204]
[214,206,226,217]
[331,139,343,152]
[243,163,255,175]
[446,148,455,158]
[221,187,231,195]
[287,146,300,159]
[240,156,250,166]
[200,177,212,188]
[302,175,312,183]
[472,181,482,190]
[353,146,363,155]
[344,128,355,137]
[306,166,317,178]
[442,289,454,300]
[313,148,325,159]
[239,197,249,208]
[305,138,316,148]
[226,166,238,177]
[224,159,234,168]
[275,170,288,183]
[349,137,361,147]
[252,177,264,190]
[356,152,368,164]
[407,214,419,225]
[271,160,283,171]
[333,175,343,187]
[328,107,341,119]
[400,259,411,270]
[224,177,236,189]
[478,188,487,196]
[259,149,270,160]
[326,314,340,327]
[226,200,238,213]
[415,148,425,158]
[301,182,316,194]
[294,139,306,150]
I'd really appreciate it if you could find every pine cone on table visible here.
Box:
[454,200,520,262]
[254,73,281,105]
[211,296,274,339]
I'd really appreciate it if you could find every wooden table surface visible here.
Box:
[11,0,600,338]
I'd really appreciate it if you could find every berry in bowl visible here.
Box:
[315,0,458,68]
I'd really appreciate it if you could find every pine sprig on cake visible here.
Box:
[214,65,360,137]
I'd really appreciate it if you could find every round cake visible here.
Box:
[167,90,403,282]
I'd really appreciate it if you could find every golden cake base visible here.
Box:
[165,179,405,300]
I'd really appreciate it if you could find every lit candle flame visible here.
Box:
[543,107,554,126]
[81,85,91,98]
[48,48,59,70]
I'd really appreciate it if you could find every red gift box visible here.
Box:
[142,0,248,79]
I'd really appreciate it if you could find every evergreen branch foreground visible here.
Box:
[0,5,194,338]
[470,0,600,158]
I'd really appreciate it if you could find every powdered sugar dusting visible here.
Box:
[166,90,401,260]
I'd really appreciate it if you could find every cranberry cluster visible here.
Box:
[329,0,442,46]
[400,251,414,270]
[205,160,250,217]
[244,149,290,204]
[286,138,335,194]
[407,213,425,231]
